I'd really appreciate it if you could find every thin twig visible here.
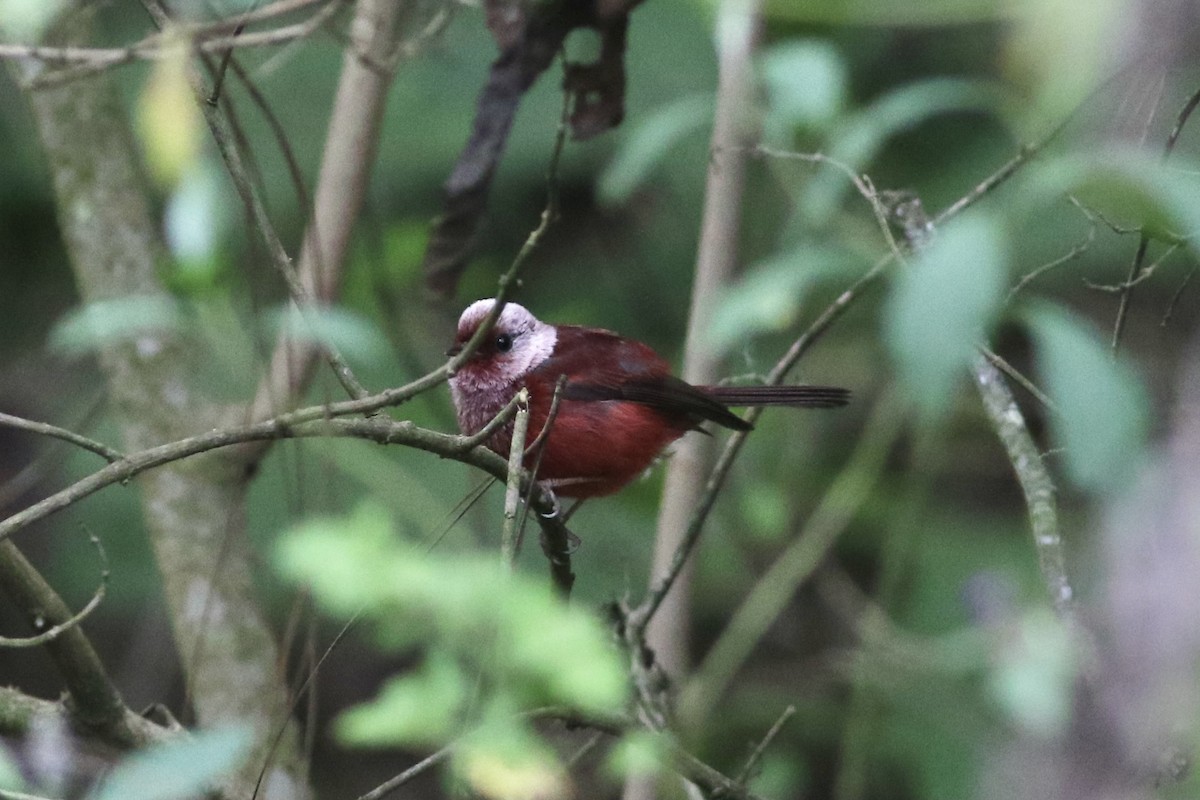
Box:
[355,744,454,800]
[17,0,347,90]
[0,530,108,648]
[1008,225,1096,300]
[440,75,571,389]
[422,477,497,554]
[252,609,361,800]
[565,730,607,769]
[242,0,401,428]
[207,18,247,104]
[0,412,123,463]
[971,353,1075,622]
[978,347,1057,412]
[524,375,568,456]
[1085,243,1181,293]
[733,705,796,786]
[933,144,1035,226]
[627,251,889,637]
[515,375,568,554]
[454,393,522,451]
[1111,82,1200,354]
[1161,266,1197,327]
[679,392,903,719]
[356,708,771,800]
[627,174,896,641]
[196,72,370,402]
[0,538,135,744]
[501,389,531,569]
[751,147,905,259]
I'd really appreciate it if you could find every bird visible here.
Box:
[447,298,849,499]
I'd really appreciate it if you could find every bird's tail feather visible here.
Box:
[703,384,850,409]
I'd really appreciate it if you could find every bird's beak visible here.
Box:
[446,343,463,357]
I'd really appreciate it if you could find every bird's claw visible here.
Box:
[538,489,562,519]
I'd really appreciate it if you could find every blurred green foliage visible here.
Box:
[277,503,628,795]
[1,0,1198,798]
[92,726,254,800]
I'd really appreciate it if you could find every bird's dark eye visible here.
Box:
[495,333,514,353]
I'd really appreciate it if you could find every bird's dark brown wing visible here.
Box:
[566,374,753,431]
[533,326,752,431]
[531,326,850,431]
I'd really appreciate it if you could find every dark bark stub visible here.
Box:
[423,0,642,299]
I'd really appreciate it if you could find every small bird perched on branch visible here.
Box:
[447,298,849,498]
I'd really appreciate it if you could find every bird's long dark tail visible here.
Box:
[703,384,851,409]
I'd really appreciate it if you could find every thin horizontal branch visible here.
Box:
[9,0,346,89]
[0,412,123,463]
[0,396,571,549]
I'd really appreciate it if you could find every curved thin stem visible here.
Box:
[0,412,123,463]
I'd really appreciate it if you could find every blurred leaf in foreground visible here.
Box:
[136,31,202,188]
[50,296,184,357]
[93,725,254,800]
[1017,151,1200,250]
[709,245,860,354]
[884,211,1009,415]
[276,504,629,797]
[1025,304,1149,492]
[265,304,392,368]
[760,39,847,140]
[0,0,65,40]
[598,93,712,205]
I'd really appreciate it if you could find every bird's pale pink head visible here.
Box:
[448,299,558,391]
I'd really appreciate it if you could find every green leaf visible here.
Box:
[337,650,468,746]
[454,709,567,800]
[136,37,203,188]
[1025,304,1149,492]
[1017,151,1200,250]
[803,78,1011,225]
[760,40,847,135]
[708,245,859,354]
[164,161,230,291]
[0,744,25,791]
[605,730,668,781]
[275,503,401,612]
[598,93,712,205]
[50,296,184,356]
[763,0,1034,25]
[93,726,254,800]
[503,592,628,713]
[277,503,629,743]
[988,608,1076,737]
[265,304,391,367]
[0,0,66,39]
[884,211,1009,414]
